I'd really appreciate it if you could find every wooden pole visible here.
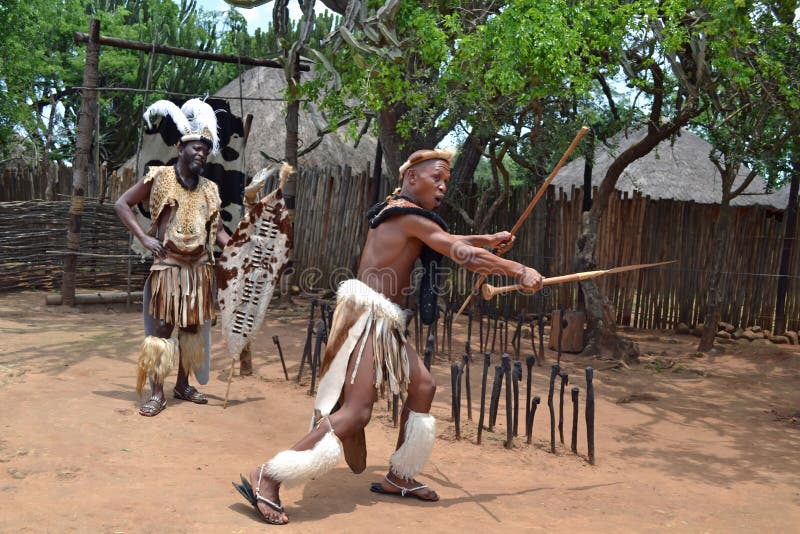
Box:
[476,352,490,445]
[62,19,100,306]
[570,386,579,453]
[586,366,596,464]
[74,32,308,70]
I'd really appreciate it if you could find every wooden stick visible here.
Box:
[526,396,541,445]
[272,335,289,380]
[481,260,678,300]
[488,364,504,431]
[586,366,596,464]
[463,352,472,421]
[525,354,534,437]
[558,372,569,444]
[547,364,560,453]
[477,352,491,445]
[503,354,513,449]
[571,386,579,453]
[513,361,522,437]
[456,126,589,315]
[223,357,236,409]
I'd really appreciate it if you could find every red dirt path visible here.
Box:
[1,290,799,533]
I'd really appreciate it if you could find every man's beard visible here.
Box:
[187,159,204,175]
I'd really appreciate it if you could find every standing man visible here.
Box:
[234,148,542,524]
[115,99,229,417]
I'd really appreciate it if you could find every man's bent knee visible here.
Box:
[335,404,373,436]
[412,373,436,401]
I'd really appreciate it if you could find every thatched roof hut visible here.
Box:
[554,129,790,209]
[116,66,380,180]
[214,66,380,177]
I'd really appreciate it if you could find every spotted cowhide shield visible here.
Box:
[217,184,293,359]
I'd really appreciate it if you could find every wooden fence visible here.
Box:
[0,160,112,202]
[445,186,799,332]
[0,163,797,332]
[0,200,150,293]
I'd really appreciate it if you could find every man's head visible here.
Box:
[399,148,455,210]
[177,140,210,177]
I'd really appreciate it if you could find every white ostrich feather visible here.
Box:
[181,98,220,153]
[142,100,191,136]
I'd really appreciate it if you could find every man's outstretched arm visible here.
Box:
[398,216,542,290]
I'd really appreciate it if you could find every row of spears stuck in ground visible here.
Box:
[284,296,596,464]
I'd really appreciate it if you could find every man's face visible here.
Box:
[407,159,450,210]
[178,140,210,175]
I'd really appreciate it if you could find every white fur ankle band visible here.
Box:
[390,410,436,480]
[265,430,342,488]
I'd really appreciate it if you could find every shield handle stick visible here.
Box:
[223,357,236,409]
[456,126,589,316]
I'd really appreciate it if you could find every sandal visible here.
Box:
[232,468,288,525]
[139,395,166,417]
[370,475,439,501]
[173,385,208,404]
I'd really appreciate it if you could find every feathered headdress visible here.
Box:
[143,98,220,154]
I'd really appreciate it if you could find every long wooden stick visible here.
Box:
[481,260,677,300]
[456,126,590,316]
[223,357,236,409]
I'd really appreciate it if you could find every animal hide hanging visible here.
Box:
[217,165,293,359]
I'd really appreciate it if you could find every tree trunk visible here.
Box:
[576,212,640,364]
[62,18,100,306]
[698,201,733,351]
[772,159,798,335]
[43,96,57,201]
[370,141,383,205]
[378,107,410,182]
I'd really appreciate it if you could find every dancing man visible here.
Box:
[235,148,542,524]
[115,99,229,416]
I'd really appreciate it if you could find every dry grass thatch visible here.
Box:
[554,128,791,209]
[214,66,380,177]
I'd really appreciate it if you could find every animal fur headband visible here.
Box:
[143,98,220,154]
[398,148,456,181]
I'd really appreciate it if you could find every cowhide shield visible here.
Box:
[216,184,293,359]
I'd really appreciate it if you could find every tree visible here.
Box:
[692,1,800,349]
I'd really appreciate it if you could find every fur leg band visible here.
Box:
[265,428,342,488]
[136,336,178,395]
[178,329,204,377]
[390,410,436,480]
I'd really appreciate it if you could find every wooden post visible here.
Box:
[558,372,569,443]
[463,351,472,421]
[525,354,534,437]
[547,364,560,453]
[308,319,326,396]
[570,386,579,453]
[297,299,317,382]
[476,352,490,445]
[488,364,503,431]
[62,19,100,306]
[423,334,434,371]
[586,366,595,464]
[526,396,541,445]
[272,335,289,380]
[503,354,513,449]
[513,361,522,437]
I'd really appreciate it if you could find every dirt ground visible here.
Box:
[1,290,799,533]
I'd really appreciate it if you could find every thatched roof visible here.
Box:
[553,129,791,209]
[214,66,380,177]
